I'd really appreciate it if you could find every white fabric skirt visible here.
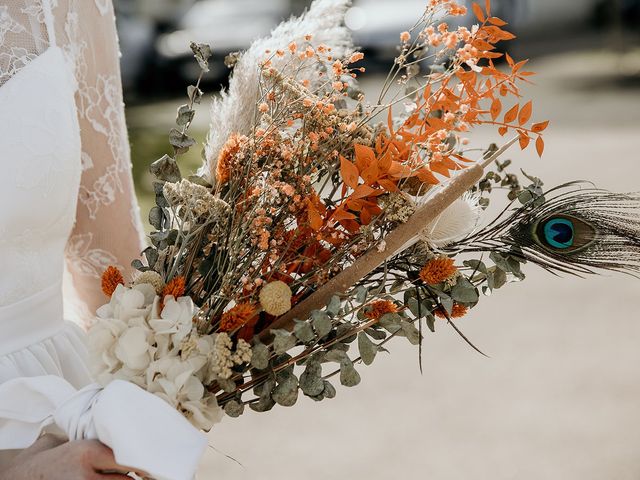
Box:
[0,281,92,388]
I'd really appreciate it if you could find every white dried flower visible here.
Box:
[163,179,230,223]
[232,339,253,365]
[259,280,292,316]
[133,270,165,294]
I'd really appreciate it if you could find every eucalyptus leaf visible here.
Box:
[190,42,212,72]
[224,400,244,418]
[251,342,270,370]
[218,377,236,393]
[294,321,315,343]
[358,333,378,365]
[451,278,479,304]
[272,329,297,355]
[322,380,337,399]
[149,206,164,230]
[187,85,203,104]
[339,359,361,387]
[379,313,402,334]
[272,372,299,407]
[299,361,324,396]
[169,128,196,155]
[176,104,195,127]
[439,293,454,314]
[356,286,368,303]
[150,155,181,183]
[326,296,341,317]
[399,320,421,345]
[311,311,332,339]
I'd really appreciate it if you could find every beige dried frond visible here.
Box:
[202,0,353,182]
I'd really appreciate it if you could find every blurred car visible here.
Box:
[154,0,290,85]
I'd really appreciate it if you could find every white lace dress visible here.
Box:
[0,0,144,426]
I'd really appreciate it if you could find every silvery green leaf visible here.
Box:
[130,259,146,272]
[399,320,421,345]
[190,42,212,72]
[407,297,422,318]
[272,330,297,355]
[356,286,368,303]
[153,182,169,208]
[143,247,159,268]
[149,206,163,230]
[299,362,324,396]
[224,400,244,418]
[426,314,436,333]
[187,85,203,104]
[322,380,336,399]
[491,268,507,289]
[326,296,341,317]
[379,313,402,334]
[311,311,332,339]
[324,349,349,363]
[150,155,181,183]
[365,327,387,341]
[390,279,405,293]
[187,174,211,188]
[176,104,195,127]
[451,278,479,304]
[339,359,361,387]
[439,294,454,314]
[358,333,378,365]
[249,395,275,413]
[464,259,487,275]
[169,129,196,155]
[218,377,236,393]
[251,342,270,370]
[272,373,299,407]
[294,321,315,343]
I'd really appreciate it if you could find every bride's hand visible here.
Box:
[2,438,144,479]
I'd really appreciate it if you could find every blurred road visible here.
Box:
[153,47,640,480]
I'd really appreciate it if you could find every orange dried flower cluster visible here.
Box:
[215,133,247,184]
[365,300,399,321]
[162,276,186,299]
[101,266,124,297]
[419,257,457,285]
[434,303,469,319]
[220,303,256,332]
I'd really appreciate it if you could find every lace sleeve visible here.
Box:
[58,0,146,324]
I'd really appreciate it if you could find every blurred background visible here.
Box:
[115,1,640,479]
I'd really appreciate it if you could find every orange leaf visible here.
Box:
[332,208,357,222]
[536,136,545,157]
[485,0,491,15]
[354,143,375,172]
[361,161,379,185]
[307,202,323,231]
[472,2,485,22]
[498,126,508,136]
[488,16,506,26]
[352,184,376,199]
[378,178,398,192]
[503,103,519,123]
[416,167,439,185]
[532,120,549,133]
[490,98,502,121]
[518,132,530,149]
[518,100,532,126]
[340,156,360,190]
[360,207,372,225]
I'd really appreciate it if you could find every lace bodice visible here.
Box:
[0,0,145,324]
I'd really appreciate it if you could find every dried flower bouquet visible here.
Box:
[90,0,552,429]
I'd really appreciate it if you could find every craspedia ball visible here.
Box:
[259,281,293,316]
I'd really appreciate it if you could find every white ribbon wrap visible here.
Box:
[0,376,207,480]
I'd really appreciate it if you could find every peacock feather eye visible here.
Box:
[534,214,597,253]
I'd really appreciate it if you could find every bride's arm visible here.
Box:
[61,0,146,322]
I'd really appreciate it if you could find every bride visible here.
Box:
[0,1,203,478]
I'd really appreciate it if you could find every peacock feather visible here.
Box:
[450,182,640,276]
